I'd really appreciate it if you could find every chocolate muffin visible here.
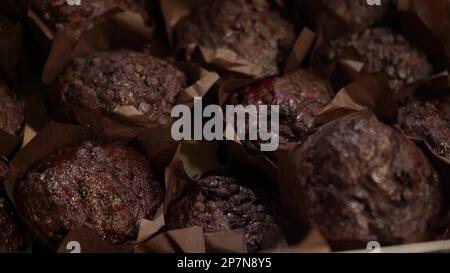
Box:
[166,175,279,252]
[174,0,296,77]
[398,93,450,161]
[30,0,150,42]
[56,50,187,125]
[0,79,24,136]
[0,159,23,252]
[15,140,163,248]
[296,111,442,248]
[325,0,393,28]
[227,69,331,153]
[323,28,433,91]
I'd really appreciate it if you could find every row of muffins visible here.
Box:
[0,0,448,252]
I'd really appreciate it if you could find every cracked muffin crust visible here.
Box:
[166,175,279,252]
[15,140,163,248]
[174,0,296,77]
[296,111,442,248]
[56,50,187,125]
[30,0,150,42]
[323,28,433,91]
[227,69,331,153]
[0,79,24,136]
[398,93,450,161]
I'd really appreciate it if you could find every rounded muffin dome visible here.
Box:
[56,50,187,125]
[15,141,163,248]
[295,111,442,248]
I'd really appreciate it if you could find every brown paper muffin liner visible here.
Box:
[160,0,316,79]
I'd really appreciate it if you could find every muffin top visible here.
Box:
[0,198,23,252]
[166,175,279,252]
[325,0,393,28]
[56,50,187,125]
[0,79,24,136]
[174,0,296,77]
[227,69,331,151]
[15,140,163,248]
[30,0,149,42]
[398,93,450,161]
[296,111,441,248]
[324,28,433,91]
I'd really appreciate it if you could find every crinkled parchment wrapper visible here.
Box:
[3,122,178,253]
[160,0,316,79]
[35,7,219,162]
[309,6,447,93]
[277,73,449,251]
